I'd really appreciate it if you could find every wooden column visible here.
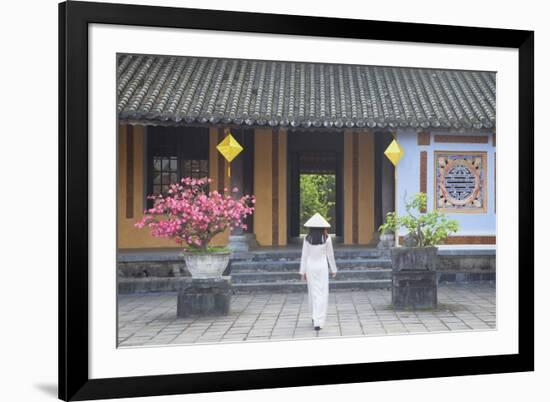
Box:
[420,151,427,212]
[253,128,273,246]
[209,128,219,190]
[217,127,226,192]
[242,129,255,233]
[125,125,134,219]
[278,130,287,246]
[272,129,279,246]
[357,131,375,244]
[352,132,359,244]
[343,131,354,244]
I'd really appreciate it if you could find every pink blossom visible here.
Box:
[135,176,255,249]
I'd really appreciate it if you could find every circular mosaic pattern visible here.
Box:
[442,161,480,206]
[445,164,477,199]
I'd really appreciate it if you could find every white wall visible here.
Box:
[396,129,496,236]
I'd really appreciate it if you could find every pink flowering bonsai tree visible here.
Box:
[135,177,255,253]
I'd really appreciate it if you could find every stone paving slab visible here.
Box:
[118,283,496,347]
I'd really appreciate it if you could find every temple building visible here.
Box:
[117,54,496,250]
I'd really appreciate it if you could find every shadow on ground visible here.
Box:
[34,383,57,398]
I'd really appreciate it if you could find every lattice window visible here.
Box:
[152,156,178,195]
[146,126,210,202]
[435,151,487,212]
[182,159,209,179]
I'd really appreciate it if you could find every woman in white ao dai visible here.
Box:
[299,213,338,330]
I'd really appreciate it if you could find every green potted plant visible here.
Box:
[380,192,459,268]
[135,177,255,278]
[379,192,459,309]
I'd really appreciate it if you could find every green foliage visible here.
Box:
[300,174,336,234]
[379,192,459,247]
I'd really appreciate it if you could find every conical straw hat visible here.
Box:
[304,213,331,228]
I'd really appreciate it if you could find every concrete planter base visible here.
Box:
[391,247,438,309]
[392,270,437,309]
[391,246,438,271]
[183,251,231,278]
[177,277,231,318]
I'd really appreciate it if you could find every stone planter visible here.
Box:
[177,252,232,317]
[377,233,395,249]
[391,246,438,309]
[182,251,231,278]
[177,277,232,318]
[391,246,437,271]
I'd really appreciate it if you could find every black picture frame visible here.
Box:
[59,1,534,400]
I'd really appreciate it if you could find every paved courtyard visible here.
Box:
[118,283,496,347]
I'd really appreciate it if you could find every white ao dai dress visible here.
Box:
[299,236,338,328]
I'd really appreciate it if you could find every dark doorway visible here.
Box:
[288,132,343,240]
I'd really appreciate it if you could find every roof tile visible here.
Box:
[117,54,496,129]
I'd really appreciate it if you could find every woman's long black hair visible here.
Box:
[306,227,328,245]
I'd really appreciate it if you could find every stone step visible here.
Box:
[119,277,192,294]
[232,279,392,293]
[232,249,389,262]
[230,258,392,272]
[230,268,392,283]
[119,276,392,294]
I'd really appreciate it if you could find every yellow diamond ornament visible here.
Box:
[384,139,405,166]
[216,130,244,178]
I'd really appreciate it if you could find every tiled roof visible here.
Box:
[117,54,496,130]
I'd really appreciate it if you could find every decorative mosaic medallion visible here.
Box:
[435,152,486,212]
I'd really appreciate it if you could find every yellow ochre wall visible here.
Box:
[343,132,354,244]
[117,124,372,249]
[278,131,288,246]
[358,132,375,244]
[253,128,288,246]
[208,127,230,246]
[117,124,171,249]
[117,124,226,249]
[343,130,375,245]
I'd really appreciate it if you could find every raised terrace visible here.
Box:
[117,245,495,294]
